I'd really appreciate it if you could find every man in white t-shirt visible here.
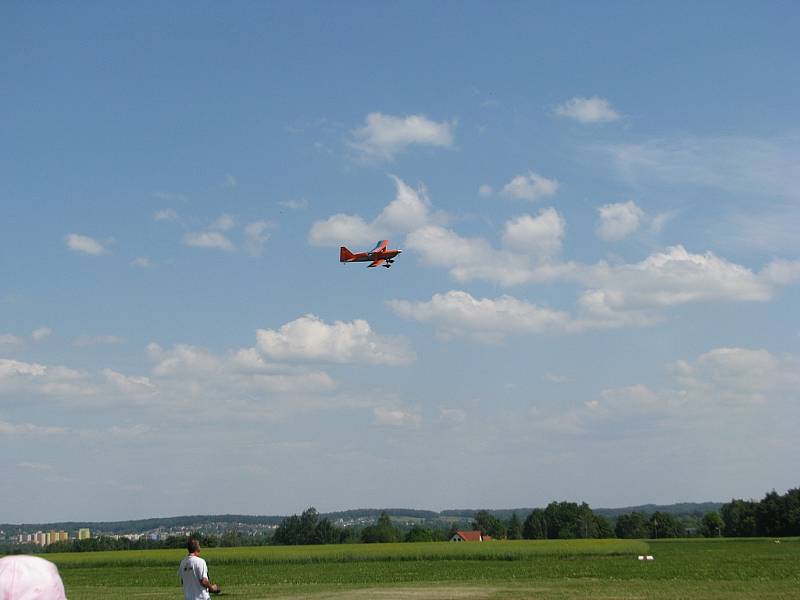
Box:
[178,538,220,600]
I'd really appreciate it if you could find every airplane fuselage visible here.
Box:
[343,249,401,263]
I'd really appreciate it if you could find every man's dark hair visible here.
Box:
[187,537,201,553]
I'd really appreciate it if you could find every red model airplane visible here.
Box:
[340,240,402,268]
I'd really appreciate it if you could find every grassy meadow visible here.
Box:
[44,537,799,599]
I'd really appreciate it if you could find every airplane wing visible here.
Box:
[367,259,386,268]
[370,240,389,253]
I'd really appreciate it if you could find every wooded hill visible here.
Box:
[1,503,722,534]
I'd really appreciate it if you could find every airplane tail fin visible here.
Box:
[340,247,355,262]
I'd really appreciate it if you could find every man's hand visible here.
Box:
[209,583,221,594]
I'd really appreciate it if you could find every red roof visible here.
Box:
[455,530,484,541]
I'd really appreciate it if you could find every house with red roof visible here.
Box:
[449,530,492,542]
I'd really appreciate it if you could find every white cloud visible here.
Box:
[278,199,309,210]
[309,176,438,247]
[0,419,66,437]
[375,177,435,232]
[256,314,415,365]
[308,214,380,248]
[244,221,274,256]
[586,384,662,416]
[0,358,47,378]
[73,335,124,347]
[225,174,238,188]
[153,208,179,222]
[671,347,800,405]
[407,224,573,287]
[212,214,236,231]
[502,171,559,201]
[31,327,52,341]
[373,406,421,428]
[760,259,800,285]
[479,185,493,197]
[102,368,156,396]
[0,334,23,346]
[183,231,235,251]
[596,201,644,241]
[65,233,108,255]
[544,373,572,384]
[502,208,566,258]
[582,246,772,310]
[388,291,572,342]
[147,343,221,377]
[599,133,800,200]
[350,112,455,160]
[131,256,153,268]
[554,96,621,123]
[0,358,95,400]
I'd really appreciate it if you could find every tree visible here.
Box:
[506,512,523,540]
[273,514,302,545]
[648,512,684,538]
[593,514,615,538]
[360,512,400,543]
[720,499,757,537]
[699,512,723,537]
[273,507,344,545]
[404,526,443,543]
[472,510,505,538]
[615,512,649,539]
[543,501,598,539]
[522,509,547,539]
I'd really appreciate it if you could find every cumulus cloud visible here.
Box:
[65,233,108,255]
[502,208,566,258]
[183,231,235,251]
[373,406,421,428]
[131,256,153,268]
[0,358,95,401]
[596,201,645,241]
[153,209,179,222]
[554,96,621,123]
[0,334,23,346]
[759,259,800,285]
[388,291,572,342]
[350,112,455,161]
[0,420,66,437]
[244,221,274,256]
[31,327,52,341]
[407,224,573,287]
[502,171,559,201]
[212,214,236,231]
[309,176,437,247]
[256,314,415,365]
[583,246,772,309]
[671,347,800,405]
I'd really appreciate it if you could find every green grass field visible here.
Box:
[42,538,800,599]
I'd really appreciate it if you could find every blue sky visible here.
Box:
[1,2,799,522]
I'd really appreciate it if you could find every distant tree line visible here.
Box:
[5,488,797,555]
[719,488,800,537]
